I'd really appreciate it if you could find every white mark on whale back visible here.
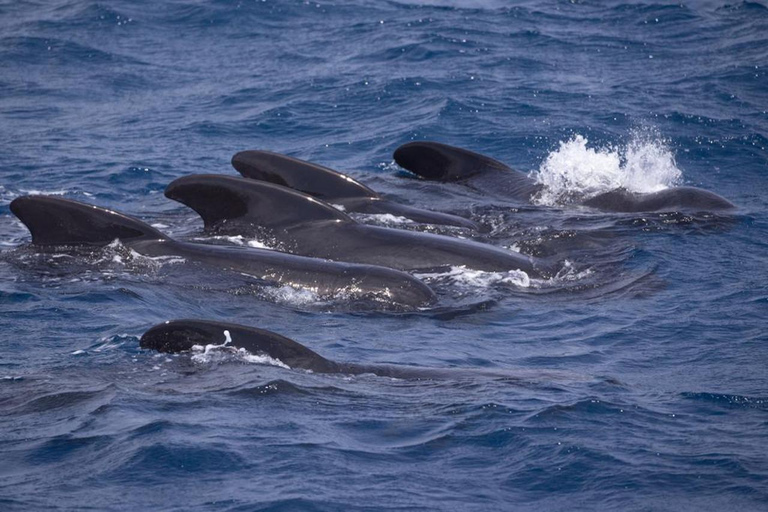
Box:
[531,131,682,206]
[190,329,290,369]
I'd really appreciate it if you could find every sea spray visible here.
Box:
[532,132,682,206]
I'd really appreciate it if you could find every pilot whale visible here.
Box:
[231,150,479,230]
[141,319,582,382]
[164,174,550,277]
[9,196,436,308]
[393,141,735,213]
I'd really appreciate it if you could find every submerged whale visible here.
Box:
[9,196,436,308]
[165,174,550,277]
[231,150,479,229]
[393,141,735,213]
[141,319,578,382]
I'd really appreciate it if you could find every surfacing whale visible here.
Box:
[393,141,735,213]
[142,319,578,382]
[9,196,436,308]
[231,150,479,229]
[165,174,551,278]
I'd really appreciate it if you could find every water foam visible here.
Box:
[531,132,682,206]
[416,265,531,289]
[352,213,413,226]
[192,235,272,250]
[106,240,186,267]
[259,284,324,306]
[190,329,290,368]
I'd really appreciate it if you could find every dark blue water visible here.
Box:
[1,1,767,510]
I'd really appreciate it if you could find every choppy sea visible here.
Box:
[1,1,767,510]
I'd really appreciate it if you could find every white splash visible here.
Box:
[246,239,270,249]
[531,133,682,206]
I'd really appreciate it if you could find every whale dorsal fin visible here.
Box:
[140,319,338,372]
[10,195,166,246]
[165,174,354,231]
[393,141,513,181]
[232,150,377,201]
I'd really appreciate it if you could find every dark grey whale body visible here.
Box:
[165,175,549,277]
[231,150,479,230]
[142,319,426,378]
[393,141,735,213]
[9,196,436,308]
[141,319,562,381]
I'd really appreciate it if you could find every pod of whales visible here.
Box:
[165,174,549,277]
[9,195,436,308]
[232,150,479,230]
[393,141,735,213]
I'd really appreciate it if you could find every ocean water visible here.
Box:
[1,0,767,510]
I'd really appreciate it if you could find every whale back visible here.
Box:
[232,150,377,201]
[165,174,354,231]
[394,141,512,181]
[10,195,166,246]
[140,319,339,372]
[583,186,735,213]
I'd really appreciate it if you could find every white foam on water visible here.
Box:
[190,329,290,368]
[91,240,185,268]
[531,132,682,206]
[237,349,290,369]
[354,213,413,226]
[124,248,186,267]
[260,284,324,306]
[549,260,593,283]
[19,188,70,196]
[191,235,274,250]
[416,265,531,289]
[192,235,246,245]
